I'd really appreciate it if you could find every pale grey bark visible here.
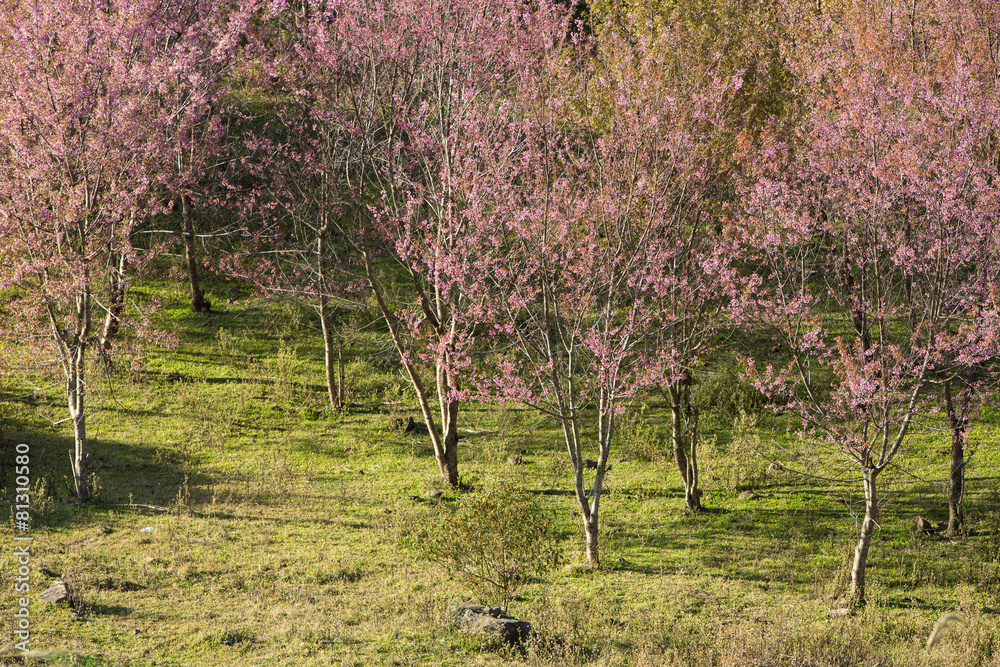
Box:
[364,252,460,486]
[318,295,342,412]
[50,291,92,502]
[849,468,879,606]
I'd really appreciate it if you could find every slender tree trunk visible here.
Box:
[437,362,460,486]
[669,387,688,482]
[668,383,702,512]
[319,296,341,412]
[53,286,92,502]
[849,467,879,606]
[584,514,600,567]
[180,194,209,313]
[338,344,346,407]
[97,251,127,368]
[560,409,601,567]
[364,253,460,487]
[441,394,460,487]
[68,346,89,502]
[584,393,614,568]
[685,406,701,511]
[943,380,967,536]
[316,220,343,412]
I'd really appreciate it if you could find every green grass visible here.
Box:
[2,277,1000,666]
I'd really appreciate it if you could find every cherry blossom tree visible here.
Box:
[737,0,1000,604]
[455,11,746,563]
[157,1,255,314]
[235,0,568,486]
[0,0,250,500]
[364,0,571,488]
[231,0,369,413]
[567,0,781,514]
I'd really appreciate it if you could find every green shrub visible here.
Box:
[411,480,561,611]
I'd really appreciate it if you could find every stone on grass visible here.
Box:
[388,416,413,432]
[507,454,522,466]
[913,516,935,533]
[39,581,72,605]
[454,603,531,645]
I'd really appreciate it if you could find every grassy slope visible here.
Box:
[2,278,1000,666]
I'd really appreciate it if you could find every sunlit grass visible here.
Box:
[1,276,999,665]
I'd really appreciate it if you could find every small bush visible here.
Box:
[410,480,561,611]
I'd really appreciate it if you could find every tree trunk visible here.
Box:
[560,410,602,568]
[441,402,460,487]
[849,467,879,606]
[437,362,460,487]
[668,383,702,512]
[97,251,127,369]
[364,254,460,487]
[319,296,341,412]
[580,393,615,568]
[943,380,968,536]
[946,436,965,536]
[180,194,209,313]
[584,514,600,568]
[67,346,89,502]
[670,396,688,482]
[338,344,346,407]
[685,405,701,511]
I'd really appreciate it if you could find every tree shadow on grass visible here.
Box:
[0,414,207,531]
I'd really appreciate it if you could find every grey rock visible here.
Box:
[913,516,936,532]
[454,603,531,645]
[38,581,71,605]
[388,416,413,432]
[507,454,522,466]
